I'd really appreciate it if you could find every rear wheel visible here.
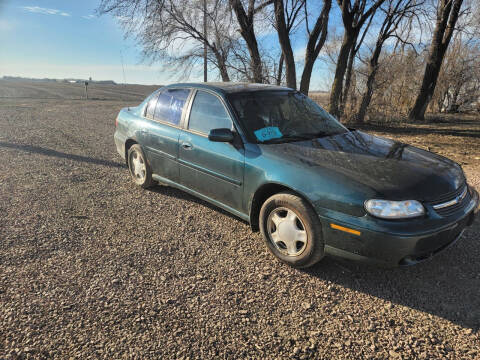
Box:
[127,144,155,188]
[259,192,324,268]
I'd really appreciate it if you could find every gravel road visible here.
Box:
[0,80,479,359]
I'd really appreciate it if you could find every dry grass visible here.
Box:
[308,91,329,108]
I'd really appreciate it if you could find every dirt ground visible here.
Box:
[0,80,479,359]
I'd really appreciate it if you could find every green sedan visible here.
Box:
[114,83,479,268]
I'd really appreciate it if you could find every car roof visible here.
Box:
[164,82,292,95]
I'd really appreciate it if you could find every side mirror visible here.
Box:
[208,128,234,142]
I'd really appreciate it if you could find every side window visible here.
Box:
[145,92,159,119]
[154,89,190,125]
[188,91,232,134]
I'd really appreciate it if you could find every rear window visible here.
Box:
[145,92,159,119]
[154,89,190,125]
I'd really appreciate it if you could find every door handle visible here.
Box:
[181,142,192,150]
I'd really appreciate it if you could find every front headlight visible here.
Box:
[365,199,425,219]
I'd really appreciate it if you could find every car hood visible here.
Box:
[259,130,465,201]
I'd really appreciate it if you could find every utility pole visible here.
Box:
[203,0,207,82]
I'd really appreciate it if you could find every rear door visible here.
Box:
[178,90,245,211]
[142,88,191,182]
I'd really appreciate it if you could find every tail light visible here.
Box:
[115,116,119,127]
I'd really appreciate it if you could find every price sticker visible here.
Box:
[254,126,283,142]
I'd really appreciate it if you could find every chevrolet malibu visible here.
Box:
[114,83,479,268]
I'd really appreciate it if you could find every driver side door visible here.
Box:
[178,90,245,212]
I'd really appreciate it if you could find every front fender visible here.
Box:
[243,143,376,218]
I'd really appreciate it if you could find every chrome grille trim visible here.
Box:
[432,186,468,210]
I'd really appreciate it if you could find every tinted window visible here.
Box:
[145,92,159,119]
[188,91,232,134]
[154,89,190,125]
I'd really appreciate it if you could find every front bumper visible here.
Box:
[322,188,479,266]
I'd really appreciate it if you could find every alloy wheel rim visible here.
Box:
[267,207,308,256]
[130,150,146,182]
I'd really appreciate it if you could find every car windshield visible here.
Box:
[227,91,348,143]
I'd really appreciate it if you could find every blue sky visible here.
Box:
[0,0,336,89]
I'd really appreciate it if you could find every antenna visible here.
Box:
[120,50,127,86]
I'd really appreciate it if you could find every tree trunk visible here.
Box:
[211,47,231,82]
[328,0,386,118]
[300,56,315,95]
[276,53,284,85]
[356,66,379,124]
[217,58,231,82]
[355,32,385,124]
[339,40,357,118]
[408,53,448,120]
[299,0,332,95]
[451,87,460,109]
[230,0,263,83]
[408,0,463,121]
[274,0,296,89]
[328,32,356,118]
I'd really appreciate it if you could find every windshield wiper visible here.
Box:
[301,131,330,138]
[300,130,347,139]
[259,130,345,144]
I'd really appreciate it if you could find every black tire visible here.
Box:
[259,191,324,268]
[127,144,156,188]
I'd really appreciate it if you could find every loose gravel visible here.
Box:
[0,80,479,359]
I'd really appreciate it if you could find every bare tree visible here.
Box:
[338,11,375,117]
[272,0,305,88]
[229,0,274,83]
[299,0,332,94]
[98,0,240,81]
[408,0,464,120]
[431,33,480,112]
[328,0,387,118]
[270,0,308,85]
[363,48,423,118]
[224,32,282,82]
[271,0,332,91]
[355,0,423,123]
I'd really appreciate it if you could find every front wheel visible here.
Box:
[127,144,155,188]
[259,192,324,268]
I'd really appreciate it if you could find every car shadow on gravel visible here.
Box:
[303,219,480,330]
[0,141,125,169]
[146,185,250,224]
[147,182,479,330]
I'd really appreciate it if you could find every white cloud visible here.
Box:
[82,15,96,20]
[21,6,71,17]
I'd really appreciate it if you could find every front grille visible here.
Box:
[429,184,465,204]
[429,184,470,217]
